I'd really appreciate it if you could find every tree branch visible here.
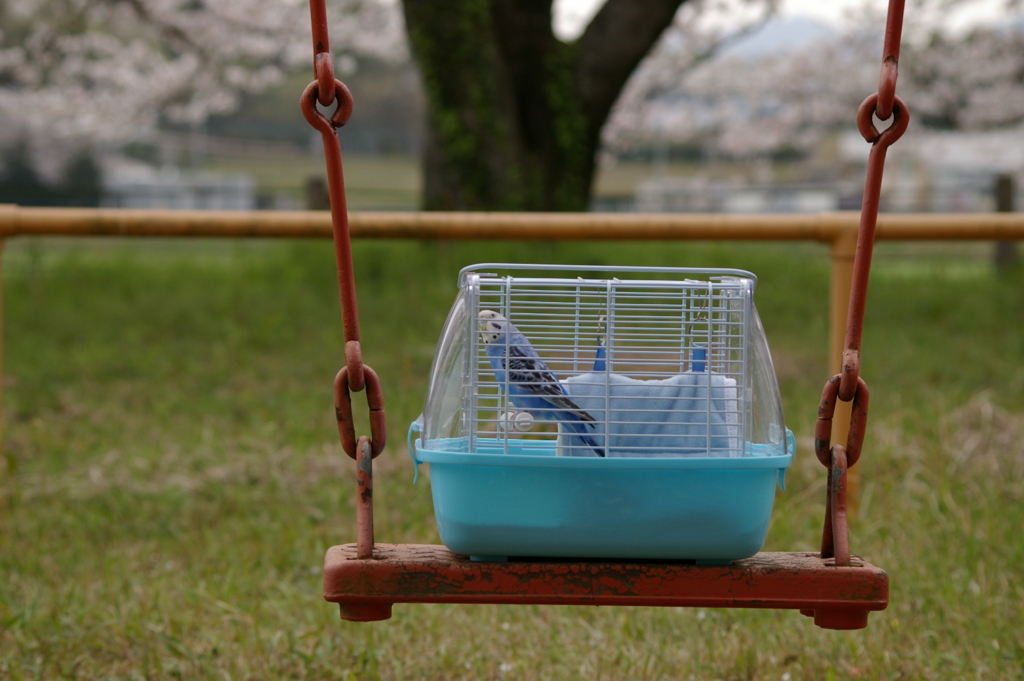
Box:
[575,0,689,133]
[641,2,778,102]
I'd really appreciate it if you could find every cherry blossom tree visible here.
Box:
[401,0,776,210]
[10,0,1020,211]
[1,0,781,208]
[0,0,404,178]
[604,2,1024,160]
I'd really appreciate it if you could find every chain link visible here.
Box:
[335,367,386,458]
[875,0,905,120]
[303,0,386,460]
[815,376,868,468]
[814,0,908,565]
[308,0,336,106]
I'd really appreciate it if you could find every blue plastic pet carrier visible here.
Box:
[409,264,793,562]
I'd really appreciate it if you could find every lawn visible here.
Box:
[1,236,1022,680]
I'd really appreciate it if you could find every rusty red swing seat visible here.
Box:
[303,1,908,632]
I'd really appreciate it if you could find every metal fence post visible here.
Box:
[0,236,4,466]
[830,227,858,511]
[995,174,1018,272]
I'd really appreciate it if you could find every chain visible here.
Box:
[814,0,909,565]
[302,0,386,461]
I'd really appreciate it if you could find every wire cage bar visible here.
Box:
[458,264,762,459]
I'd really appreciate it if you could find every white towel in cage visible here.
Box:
[555,372,741,458]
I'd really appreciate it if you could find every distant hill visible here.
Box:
[717,16,837,60]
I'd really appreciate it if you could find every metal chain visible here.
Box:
[302,0,386,462]
[814,0,909,565]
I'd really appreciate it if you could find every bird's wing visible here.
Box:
[542,393,597,423]
[505,345,558,387]
[504,346,596,423]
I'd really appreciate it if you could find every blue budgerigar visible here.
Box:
[478,310,605,457]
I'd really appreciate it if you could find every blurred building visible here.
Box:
[840,127,1024,213]
[101,159,255,210]
[634,177,838,213]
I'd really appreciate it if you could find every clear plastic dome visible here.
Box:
[747,304,786,452]
[420,264,786,458]
[422,289,469,445]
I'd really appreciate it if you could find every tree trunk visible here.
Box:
[402,0,687,211]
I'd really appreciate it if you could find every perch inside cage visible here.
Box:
[409,264,794,562]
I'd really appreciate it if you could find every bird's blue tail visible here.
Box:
[562,417,605,457]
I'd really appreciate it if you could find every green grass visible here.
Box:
[1,237,1022,680]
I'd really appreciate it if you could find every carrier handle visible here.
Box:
[458,263,757,289]
[777,429,796,490]
[407,419,423,484]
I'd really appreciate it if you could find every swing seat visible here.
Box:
[323,544,888,630]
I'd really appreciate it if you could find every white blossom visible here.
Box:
[0,0,405,177]
[604,1,1024,159]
